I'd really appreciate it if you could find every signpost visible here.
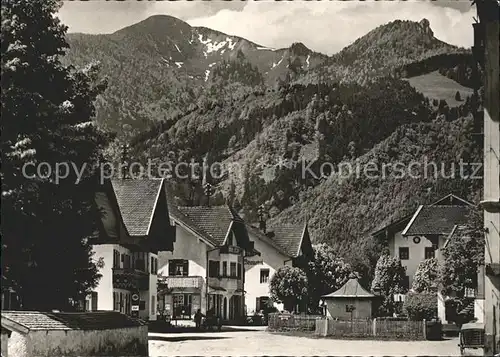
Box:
[131,292,140,318]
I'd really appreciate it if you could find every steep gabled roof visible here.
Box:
[322,278,374,299]
[402,205,471,236]
[261,224,307,258]
[430,193,474,206]
[1,311,146,333]
[110,178,165,236]
[246,224,291,258]
[174,205,242,247]
[372,193,473,238]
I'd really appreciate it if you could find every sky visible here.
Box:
[58,0,477,55]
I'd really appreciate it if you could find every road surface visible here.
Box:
[149,328,482,356]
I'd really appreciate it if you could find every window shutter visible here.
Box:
[477,265,485,299]
[256,297,261,312]
[168,260,175,276]
[91,292,98,311]
[183,260,189,276]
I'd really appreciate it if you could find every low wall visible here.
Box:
[268,313,323,331]
[28,325,148,357]
[315,318,426,340]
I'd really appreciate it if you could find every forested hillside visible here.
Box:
[64,15,482,282]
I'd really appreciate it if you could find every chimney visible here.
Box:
[121,144,129,179]
[258,205,266,233]
[204,182,213,207]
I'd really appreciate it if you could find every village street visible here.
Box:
[148,328,483,356]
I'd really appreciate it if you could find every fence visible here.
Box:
[315,318,427,340]
[268,313,323,331]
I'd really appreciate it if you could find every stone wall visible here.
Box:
[6,326,148,357]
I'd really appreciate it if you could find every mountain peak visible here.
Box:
[290,42,311,56]
[418,18,433,37]
[114,14,192,36]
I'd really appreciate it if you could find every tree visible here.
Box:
[440,209,484,298]
[403,292,437,321]
[306,244,353,310]
[371,254,407,316]
[269,266,308,312]
[1,0,109,310]
[454,91,462,101]
[412,258,439,293]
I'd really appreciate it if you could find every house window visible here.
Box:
[424,247,435,259]
[223,262,228,277]
[208,260,220,277]
[113,292,120,311]
[260,269,270,284]
[151,295,156,315]
[168,259,188,276]
[230,262,237,277]
[399,247,409,260]
[123,254,131,269]
[125,294,131,314]
[237,263,242,279]
[113,250,120,268]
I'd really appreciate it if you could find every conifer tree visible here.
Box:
[1,0,109,310]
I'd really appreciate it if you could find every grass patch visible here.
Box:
[405,71,473,108]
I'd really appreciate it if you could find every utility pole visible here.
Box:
[473,0,500,355]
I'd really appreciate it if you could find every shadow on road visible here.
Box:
[149,335,231,342]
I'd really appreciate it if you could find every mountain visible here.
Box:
[296,19,469,86]
[63,16,482,281]
[64,15,327,137]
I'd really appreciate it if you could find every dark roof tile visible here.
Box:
[322,278,374,298]
[404,205,471,236]
[111,179,164,236]
[262,224,305,258]
[2,311,146,331]
[175,206,239,246]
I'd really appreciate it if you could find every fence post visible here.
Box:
[372,318,377,337]
[423,319,427,340]
[321,318,328,337]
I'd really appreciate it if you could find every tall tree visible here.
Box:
[306,244,353,310]
[269,266,308,312]
[440,209,484,298]
[371,254,407,316]
[1,0,109,310]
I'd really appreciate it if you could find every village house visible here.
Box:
[372,194,473,288]
[244,218,314,315]
[88,178,176,321]
[157,200,259,323]
[372,194,482,323]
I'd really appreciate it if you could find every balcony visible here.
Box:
[208,276,243,292]
[164,276,204,291]
[112,268,149,291]
[219,246,242,255]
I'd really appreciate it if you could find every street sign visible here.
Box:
[131,293,139,302]
[131,305,139,311]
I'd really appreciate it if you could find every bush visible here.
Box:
[403,292,437,321]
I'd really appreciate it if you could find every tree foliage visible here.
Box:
[440,209,484,297]
[371,254,407,316]
[412,258,439,293]
[306,244,353,309]
[1,0,108,310]
[403,292,437,321]
[269,266,308,312]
